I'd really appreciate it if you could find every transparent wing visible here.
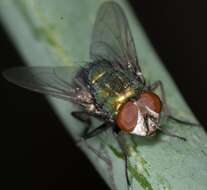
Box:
[90,2,142,79]
[3,66,93,106]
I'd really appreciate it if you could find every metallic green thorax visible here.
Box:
[88,62,144,117]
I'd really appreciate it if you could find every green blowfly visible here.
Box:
[3,1,199,189]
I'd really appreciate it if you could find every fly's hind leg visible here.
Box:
[77,122,118,190]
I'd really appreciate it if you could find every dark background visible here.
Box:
[1,1,207,190]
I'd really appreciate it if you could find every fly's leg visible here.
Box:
[71,111,92,136]
[118,139,131,190]
[157,127,187,141]
[81,140,117,190]
[77,123,117,190]
[167,115,201,126]
[148,80,200,126]
[72,111,111,142]
[147,81,189,140]
[82,122,111,140]
[113,130,132,190]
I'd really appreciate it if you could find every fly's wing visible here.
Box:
[90,2,144,82]
[3,66,94,107]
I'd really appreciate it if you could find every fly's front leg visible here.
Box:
[167,115,201,126]
[148,81,200,127]
[157,127,187,141]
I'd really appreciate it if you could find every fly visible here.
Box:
[3,1,199,189]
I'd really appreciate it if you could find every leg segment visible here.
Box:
[167,115,201,127]
[148,81,200,126]
[71,111,92,135]
[157,127,186,141]
[113,131,132,190]
[118,141,131,189]
[82,122,111,140]
[148,81,200,141]
[83,140,117,190]
[72,111,112,139]
[71,111,92,126]
[77,125,117,190]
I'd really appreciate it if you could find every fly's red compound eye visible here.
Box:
[116,101,138,132]
[138,92,162,113]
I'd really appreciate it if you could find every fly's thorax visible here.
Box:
[88,63,109,85]
[116,91,162,136]
[88,62,141,117]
